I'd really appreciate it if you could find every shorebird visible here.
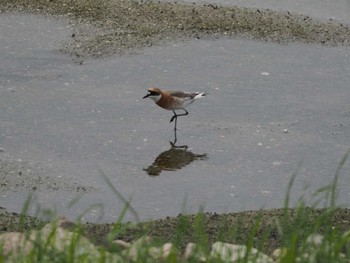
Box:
[143,87,207,130]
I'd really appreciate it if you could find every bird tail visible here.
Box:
[194,93,207,99]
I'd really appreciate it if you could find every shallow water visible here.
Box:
[0,13,349,222]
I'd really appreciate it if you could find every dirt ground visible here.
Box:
[1,206,350,255]
[1,0,350,59]
[1,0,350,254]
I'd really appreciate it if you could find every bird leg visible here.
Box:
[170,124,189,148]
[170,111,177,123]
[170,128,178,146]
[170,109,188,123]
[170,109,189,131]
[170,110,178,130]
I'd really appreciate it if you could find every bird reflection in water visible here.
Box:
[143,130,208,176]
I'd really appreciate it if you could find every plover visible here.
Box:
[143,87,207,130]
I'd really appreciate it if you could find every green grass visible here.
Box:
[1,152,350,262]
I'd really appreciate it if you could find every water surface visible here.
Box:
[0,13,349,222]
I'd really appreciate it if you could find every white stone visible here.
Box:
[272,248,288,261]
[149,242,173,260]
[0,218,121,262]
[211,242,274,263]
[184,242,207,262]
[113,239,131,249]
[306,234,324,247]
[123,236,152,261]
[161,243,173,259]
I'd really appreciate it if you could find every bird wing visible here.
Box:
[168,91,198,99]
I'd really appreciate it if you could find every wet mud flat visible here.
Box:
[1,0,350,59]
[1,0,350,253]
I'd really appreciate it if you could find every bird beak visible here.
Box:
[143,93,150,99]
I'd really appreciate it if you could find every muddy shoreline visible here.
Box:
[2,206,350,255]
[1,0,350,59]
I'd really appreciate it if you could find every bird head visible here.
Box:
[143,88,162,102]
